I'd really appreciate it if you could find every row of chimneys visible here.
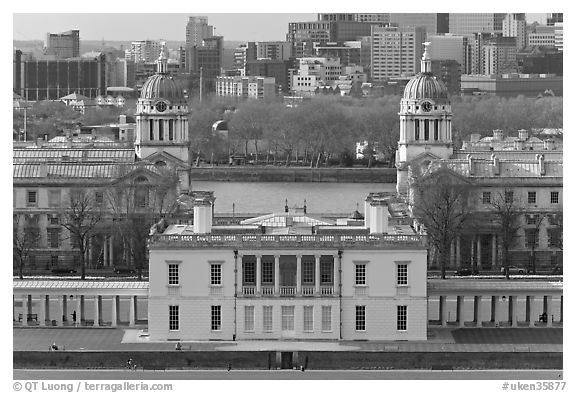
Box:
[468,153,547,176]
[188,191,393,234]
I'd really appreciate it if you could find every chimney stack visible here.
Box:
[191,191,215,234]
[493,129,503,141]
[369,198,389,234]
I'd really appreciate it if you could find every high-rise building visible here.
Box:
[186,16,214,48]
[482,37,518,75]
[314,41,366,67]
[448,13,506,36]
[554,23,563,52]
[371,26,425,81]
[186,36,224,79]
[256,41,292,61]
[13,50,106,100]
[528,26,556,48]
[546,13,563,26]
[245,59,293,92]
[233,42,257,75]
[127,40,161,63]
[317,13,355,22]
[216,76,276,99]
[45,30,80,59]
[427,34,466,72]
[430,59,461,94]
[389,13,449,36]
[503,13,527,50]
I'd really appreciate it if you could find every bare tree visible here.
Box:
[105,167,179,280]
[60,188,103,280]
[13,215,40,279]
[410,167,472,279]
[489,189,523,279]
[526,213,545,276]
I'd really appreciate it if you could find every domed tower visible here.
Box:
[396,42,453,196]
[135,43,190,165]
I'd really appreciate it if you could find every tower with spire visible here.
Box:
[135,42,190,167]
[395,42,454,196]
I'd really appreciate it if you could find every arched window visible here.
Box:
[155,160,167,167]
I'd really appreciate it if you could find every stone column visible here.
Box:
[470,235,475,267]
[493,296,501,327]
[237,254,243,295]
[134,296,138,323]
[457,296,465,327]
[109,235,114,266]
[440,296,448,326]
[473,295,482,327]
[274,255,280,295]
[545,296,553,327]
[492,235,498,270]
[476,236,482,269]
[333,255,340,295]
[26,295,33,320]
[315,255,321,294]
[43,295,51,326]
[103,237,108,266]
[129,296,136,327]
[490,296,496,323]
[256,255,262,294]
[456,236,461,268]
[62,295,68,323]
[80,295,85,323]
[450,240,455,268]
[526,296,534,327]
[111,295,118,327]
[296,255,302,295]
[94,295,101,327]
[509,296,517,327]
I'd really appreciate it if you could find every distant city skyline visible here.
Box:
[13,13,550,43]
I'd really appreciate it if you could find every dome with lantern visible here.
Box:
[403,43,448,101]
[140,43,186,104]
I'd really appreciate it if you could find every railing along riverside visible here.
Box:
[154,233,424,247]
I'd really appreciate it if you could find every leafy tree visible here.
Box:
[227,100,271,163]
[410,168,472,279]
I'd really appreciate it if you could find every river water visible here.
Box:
[191,181,396,215]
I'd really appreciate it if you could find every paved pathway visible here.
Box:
[13,327,562,353]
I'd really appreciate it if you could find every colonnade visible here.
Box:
[435,294,562,327]
[13,294,140,327]
[448,234,499,270]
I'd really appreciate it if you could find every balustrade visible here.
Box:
[242,286,255,295]
[320,286,333,295]
[261,286,274,295]
[302,286,315,296]
[280,286,296,296]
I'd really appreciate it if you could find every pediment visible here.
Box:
[143,150,189,168]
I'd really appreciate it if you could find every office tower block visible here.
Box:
[503,13,527,49]
[45,30,80,59]
[371,26,425,81]
[449,13,506,36]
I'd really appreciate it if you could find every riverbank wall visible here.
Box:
[189,167,397,183]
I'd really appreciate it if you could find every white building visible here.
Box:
[216,76,276,100]
[147,191,428,341]
[371,26,426,81]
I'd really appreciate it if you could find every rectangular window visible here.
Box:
[528,191,537,204]
[303,306,314,332]
[505,191,514,204]
[397,305,407,331]
[547,228,561,248]
[482,191,491,204]
[210,263,222,285]
[397,264,408,285]
[302,260,314,284]
[50,255,58,268]
[48,229,60,248]
[243,261,255,284]
[27,190,37,206]
[48,190,61,207]
[211,305,221,331]
[550,191,559,204]
[262,261,274,284]
[281,306,295,331]
[94,191,104,205]
[168,263,179,285]
[525,229,539,248]
[169,305,179,331]
[244,306,254,332]
[355,305,366,331]
[355,264,366,285]
[321,306,332,331]
[49,215,59,225]
[263,306,273,332]
[320,261,333,284]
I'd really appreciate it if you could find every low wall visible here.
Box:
[189,167,397,183]
[14,351,562,370]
